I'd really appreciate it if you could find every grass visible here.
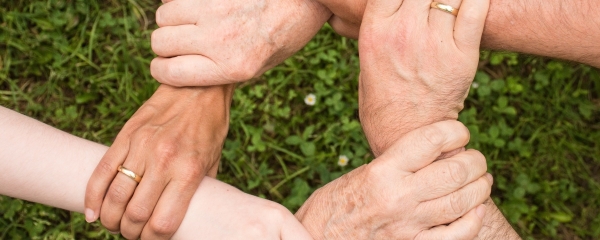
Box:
[1,0,599,239]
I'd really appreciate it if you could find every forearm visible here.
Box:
[0,83,234,214]
[321,0,600,67]
[359,92,520,239]
[482,0,600,67]
[0,103,311,239]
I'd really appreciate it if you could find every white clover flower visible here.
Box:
[471,82,480,89]
[304,93,316,106]
[338,155,349,167]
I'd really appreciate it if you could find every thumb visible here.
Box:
[150,56,236,87]
[453,0,490,54]
[373,120,471,173]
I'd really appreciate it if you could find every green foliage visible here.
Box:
[1,1,599,239]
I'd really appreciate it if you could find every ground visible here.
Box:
[1,0,599,239]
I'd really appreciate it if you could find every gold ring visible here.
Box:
[118,165,142,183]
[431,2,459,16]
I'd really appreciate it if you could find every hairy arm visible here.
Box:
[320,0,600,67]
[353,0,521,238]
[481,0,600,67]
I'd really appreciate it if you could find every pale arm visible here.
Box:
[0,106,311,240]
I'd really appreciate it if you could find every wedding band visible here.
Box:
[430,2,459,16]
[118,165,142,183]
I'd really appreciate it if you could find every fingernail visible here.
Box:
[108,230,120,235]
[485,173,494,184]
[84,208,96,223]
[476,204,486,219]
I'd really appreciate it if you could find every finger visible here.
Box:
[156,0,202,27]
[363,0,411,18]
[151,56,234,87]
[328,16,360,39]
[416,204,486,240]
[99,170,139,232]
[453,0,490,53]
[376,120,470,172]
[120,171,168,240]
[420,173,492,225]
[141,178,200,239]
[84,136,130,223]
[411,149,487,201]
[100,150,146,232]
[436,147,465,160]
[428,0,462,38]
[151,25,207,58]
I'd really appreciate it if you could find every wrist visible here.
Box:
[359,90,461,156]
[478,198,521,240]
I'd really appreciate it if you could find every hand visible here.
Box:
[173,177,312,240]
[85,84,234,239]
[317,0,365,39]
[358,0,489,156]
[296,121,492,239]
[149,0,331,87]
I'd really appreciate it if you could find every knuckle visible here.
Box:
[420,124,445,147]
[150,29,164,55]
[130,125,152,140]
[445,160,468,186]
[154,141,178,168]
[100,218,119,232]
[125,205,152,224]
[149,217,178,236]
[164,62,183,84]
[469,150,487,168]
[364,163,388,184]
[448,191,467,216]
[120,229,140,240]
[477,177,493,198]
[155,8,165,27]
[97,160,116,176]
[180,164,203,183]
[107,183,131,204]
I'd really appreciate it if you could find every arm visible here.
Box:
[320,0,600,67]
[295,0,518,238]
[149,0,332,86]
[295,121,492,239]
[84,84,235,239]
[0,105,312,240]
[356,0,519,239]
[481,0,600,67]
[87,0,332,237]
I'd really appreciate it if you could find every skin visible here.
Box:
[85,84,235,239]
[1,106,487,239]
[86,0,331,237]
[353,0,520,238]
[93,0,600,238]
[320,0,600,68]
[0,105,311,240]
[295,121,492,239]
[295,0,506,239]
[150,0,332,86]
